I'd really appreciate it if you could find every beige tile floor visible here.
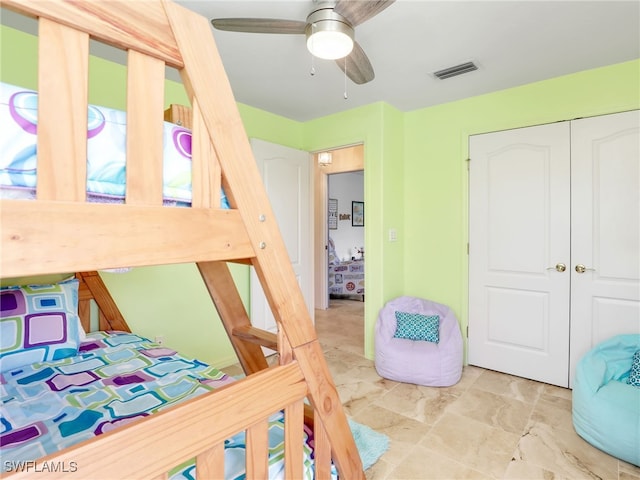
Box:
[315,299,640,480]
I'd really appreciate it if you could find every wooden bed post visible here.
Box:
[77,271,131,333]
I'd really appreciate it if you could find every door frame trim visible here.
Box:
[313,144,365,309]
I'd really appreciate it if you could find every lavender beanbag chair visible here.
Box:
[375,296,463,387]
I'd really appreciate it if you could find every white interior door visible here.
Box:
[569,110,640,386]
[469,122,572,387]
[250,139,312,351]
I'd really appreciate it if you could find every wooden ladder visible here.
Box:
[164,105,278,375]
[161,5,364,473]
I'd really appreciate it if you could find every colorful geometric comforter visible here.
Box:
[0,82,229,208]
[0,332,322,479]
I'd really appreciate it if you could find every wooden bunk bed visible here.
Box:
[0,0,364,478]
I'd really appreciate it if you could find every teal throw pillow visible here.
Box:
[393,311,439,343]
[628,350,640,387]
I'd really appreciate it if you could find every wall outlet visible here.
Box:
[389,228,397,242]
[154,335,164,345]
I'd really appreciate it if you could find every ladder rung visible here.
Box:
[233,326,277,350]
[229,258,253,265]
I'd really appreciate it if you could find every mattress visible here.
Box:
[0,82,229,208]
[0,331,326,479]
[328,260,365,296]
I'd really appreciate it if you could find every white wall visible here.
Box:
[328,171,364,260]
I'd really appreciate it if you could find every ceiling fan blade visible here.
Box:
[336,41,374,85]
[333,0,395,27]
[211,18,306,35]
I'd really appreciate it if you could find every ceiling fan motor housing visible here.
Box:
[305,8,355,59]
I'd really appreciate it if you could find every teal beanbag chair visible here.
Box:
[572,334,640,466]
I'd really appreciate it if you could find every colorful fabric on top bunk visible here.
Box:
[0,82,230,208]
[0,331,324,479]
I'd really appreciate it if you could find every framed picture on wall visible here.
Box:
[352,201,364,227]
[328,198,338,230]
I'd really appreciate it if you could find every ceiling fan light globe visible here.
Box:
[307,30,354,59]
[305,10,355,61]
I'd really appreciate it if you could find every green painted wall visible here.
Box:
[3,23,638,366]
[239,103,304,150]
[402,59,640,359]
[304,60,639,360]
[302,102,405,358]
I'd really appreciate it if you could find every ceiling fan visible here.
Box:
[210,0,395,85]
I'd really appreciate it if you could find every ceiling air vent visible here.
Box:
[433,61,478,79]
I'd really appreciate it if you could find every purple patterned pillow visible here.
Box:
[0,279,81,373]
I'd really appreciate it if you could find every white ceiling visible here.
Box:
[176,0,639,121]
[3,1,639,122]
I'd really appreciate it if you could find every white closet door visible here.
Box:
[569,110,640,386]
[468,122,572,387]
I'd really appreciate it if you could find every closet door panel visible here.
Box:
[569,110,640,386]
[469,122,571,387]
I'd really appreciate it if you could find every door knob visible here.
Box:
[546,263,566,272]
[575,264,596,274]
